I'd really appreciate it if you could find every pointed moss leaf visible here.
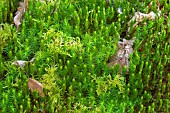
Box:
[28,78,44,97]
[95,74,124,96]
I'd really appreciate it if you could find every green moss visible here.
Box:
[0,0,169,112]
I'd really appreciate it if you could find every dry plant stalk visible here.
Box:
[28,78,44,97]
[107,38,135,72]
[14,0,28,30]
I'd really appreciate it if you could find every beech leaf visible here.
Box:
[28,78,44,97]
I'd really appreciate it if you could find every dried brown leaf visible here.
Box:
[14,0,28,30]
[28,78,44,97]
[14,12,22,29]
[107,38,135,72]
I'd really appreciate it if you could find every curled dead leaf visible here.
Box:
[28,78,44,97]
[12,60,27,68]
[12,57,35,68]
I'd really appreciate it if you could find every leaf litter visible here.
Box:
[127,1,161,32]
[12,57,44,97]
[108,1,161,72]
